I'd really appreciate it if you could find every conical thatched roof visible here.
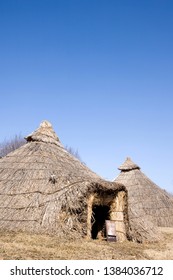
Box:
[0,121,128,240]
[114,157,173,242]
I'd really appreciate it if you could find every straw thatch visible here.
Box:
[114,157,173,242]
[0,121,129,241]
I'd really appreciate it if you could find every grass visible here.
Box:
[0,228,172,260]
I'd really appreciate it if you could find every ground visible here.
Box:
[144,227,173,260]
[0,227,173,260]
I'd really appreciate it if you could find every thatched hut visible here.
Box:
[0,121,128,241]
[114,157,173,242]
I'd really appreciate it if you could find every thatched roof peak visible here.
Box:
[118,157,140,171]
[25,120,61,146]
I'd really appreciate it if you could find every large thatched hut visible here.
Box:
[0,121,129,241]
[114,157,173,242]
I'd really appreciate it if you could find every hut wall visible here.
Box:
[110,190,127,241]
[87,194,95,239]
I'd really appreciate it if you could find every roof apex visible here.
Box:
[118,157,140,171]
[25,120,61,145]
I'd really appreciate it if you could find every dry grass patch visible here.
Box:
[0,228,173,260]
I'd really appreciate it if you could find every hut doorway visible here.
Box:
[91,205,110,239]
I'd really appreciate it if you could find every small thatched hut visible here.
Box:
[0,121,128,241]
[114,157,173,242]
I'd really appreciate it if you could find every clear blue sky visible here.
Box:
[0,0,173,193]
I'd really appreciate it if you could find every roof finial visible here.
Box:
[25,120,61,146]
[118,157,140,171]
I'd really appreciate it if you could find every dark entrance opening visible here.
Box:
[91,205,110,239]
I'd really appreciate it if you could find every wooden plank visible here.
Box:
[105,220,117,242]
